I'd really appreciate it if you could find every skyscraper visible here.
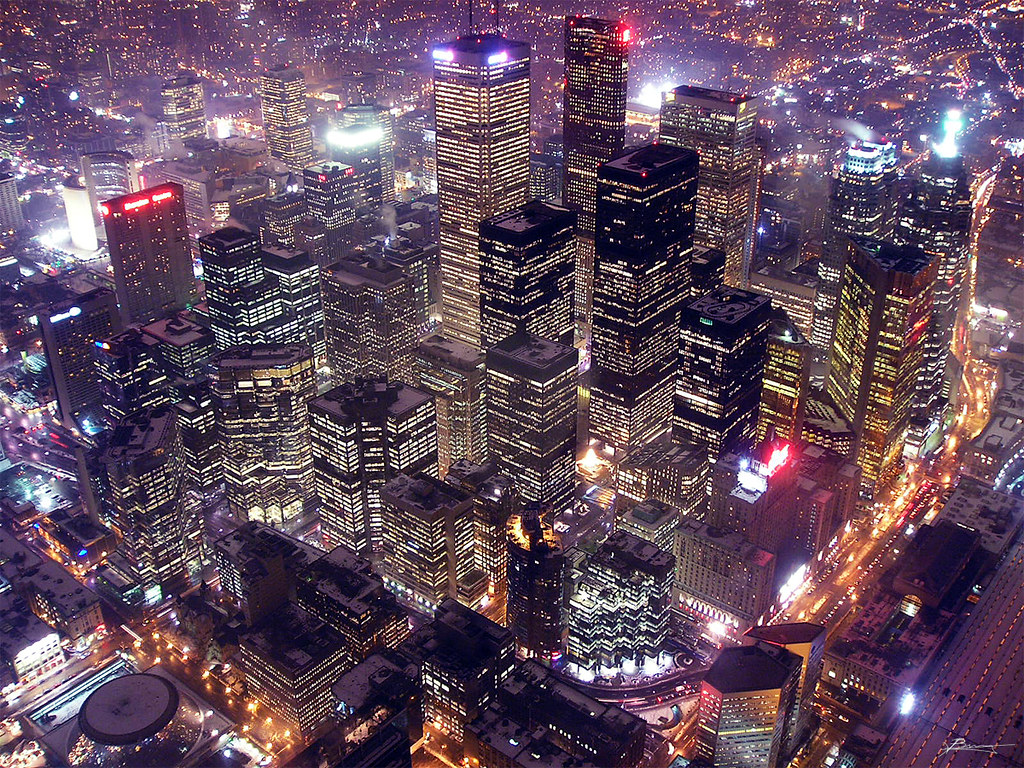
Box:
[212,345,316,524]
[590,143,698,453]
[674,287,771,465]
[260,63,314,170]
[479,201,576,349]
[94,327,170,423]
[826,237,936,495]
[81,151,139,230]
[309,378,437,555]
[335,103,396,204]
[261,244,325,360]
[261,190,305,247]
[0,172,24,232]
[660,86,759,288]
[160,74,206,143]
[506,508,564,660]
[757,311,813,443]
[433,35,531,348]
[102,183,195,325]
[303,162,358,252]
[486,333,578,515]
[562,16,630,325]
[812,139,898,351]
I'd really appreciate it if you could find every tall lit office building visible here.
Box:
[433,35,531,348]
[94,327,170,423]
[479,201,576,349]
[260,63,314,170]
[506,508,564,660]
[562,16,630,324]
[104,406,202,596]
[660,86,758,288]
[414,335,488,475]
[674,287,770,465]
[336,103,396,203]
[160,74,206,142]
[327,124,384,210]
[304,162,358,252]
[261,190,305,246]
[321,253,419,383]
[102,183,195,325]
[756,311,812,443]
[486,333,577,515]
[212,345,316,523]
[261,244,325,360]
[81,151,139,229]
[812,138,898,351]
[590,143,698,453]
[0,172,23,232]
[826,237,936,495]
[174,385,221,496]
[309,378,437,555]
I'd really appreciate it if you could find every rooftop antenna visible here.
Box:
[493,0,500,34]
[468,0,474,34]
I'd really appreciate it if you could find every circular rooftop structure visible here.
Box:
[78,674,180,746]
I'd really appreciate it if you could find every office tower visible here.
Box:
[294,216,331,267]
[62,179,98,251]
[660,86,759,287]
[239,604,347,745]
[826,238,936,495]
[199,227,283,349]
[529,154,561,202]
[486,333,577,515]
[379,235,435,330]
[304,162,358,252]
[39,286,121,425]
[590,144,698,453]
[506,508,564,660]
[94,327,170,423]
[479,201,576,349]
[433,35,531,347]
[566,530,674,672]
[260,63,314,170]
[335,103,396,203]
[413,335,488,475]
[563,16,630,324]
[757,311,813,443]
[262,244,325,359]
[675,518,776,633]
[104,406,201,596]
[141,313,214,384]
[212,345,316,523]
[160,74,206,142]
[616,440,709,519]
[674,287,771,465]
[617,497,678,554]
[696,644,801,768]
[173,385,221,495]
[0,173,24,232]
[295,546,410,660]
[309,378,437,555]
[321,253,419,383]
[749,262,818,339]
[81,151,139,228]
[812,139,898,350]
[691,245,727,299]
[327,124,384,209]
[378,473,483,613]
[746,623,827,756]
[102,183,194,325]
[261,190,305,246]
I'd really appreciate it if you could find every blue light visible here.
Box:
[487,51,509,66]
[432,48,454,62]
[78,548,88,557]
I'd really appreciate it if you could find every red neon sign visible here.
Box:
[766,444,790,477]
[151,190,174,202]
[123,198,150,212]
[344,167,354,176]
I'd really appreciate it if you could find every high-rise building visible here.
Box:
[506,508,564,660]
[212,345,316,524]
[94,327,170,423]
[825,237,936,495]
[590,143,698,453]
[0,173,24,232]
[261,190,305,246]
[562,16,630,324]
[327,124,384,210]
[102,183,195,325]
[696,644,802,768]
[479,201,576,349]
[674,287,771,465]
[160,74,206,143]
[529,154,561,202]
[309,378,437,555]
[260,63,314,170]
[334,103,396,204]
[616,440,709,519]
[261,244,325,360]
[81,151,139,231]
[617,497,678,554]
[691,245,727,298]
[39,286,122,425]
[812,139,898,351]
[660,86,759,287]
[433,35,531,348]
[486,333,577,515]
[304,162,358,252]
[173,385,221,495]
[104,406,201,597]
[566,530,674,672]
[321,253,419,383]
[757,311,812,443]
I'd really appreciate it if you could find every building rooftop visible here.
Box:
[666,84,754,105]
[434,33,531,59]
[704,644,801,694]
[416,334,484,369]
[141,313,210,348]
[685,286,772,327]
[677,518,775,569]
[468,704,600,768]
[936,479,1024,556]
[310,378,432,424]
[618,440,708,472]
[331,653,418,716]
[623,499,678,528]
[852,236,934,278]
[481,200,575,241]
[592,529,674,578]
[241,603,345,676]
[198,226,255,251]
[486,333,577,376]
[103,406,177,470]
[298,546,390,618]
[323,252,411,290]
[381,472,473,519]
[601,143,697,178]
[214,343,311,370]
[746,622,826,647]
[212,521,321,575]
[411,599,513,676]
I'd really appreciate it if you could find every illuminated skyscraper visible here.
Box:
[261,190,305,246]
[0,172,23,232]
[479,201,576,349]
[506,508,564,660]
[756,311,812,443]
[94,327,170,423]
[81,151,139,230]
[304,162,358,252]
[812,139,898,351]
[330,103,396,206]
[102,183,195,325]
[486,333,577,515]
[262,244,325,360]
[660,86,758,288]
[433,35,531,348]
[562,16,630,324]
[160,74,206,142]
[825,237,936,496]
[260,63,314,170]
[590,143,698,453]
[309,378,437,555]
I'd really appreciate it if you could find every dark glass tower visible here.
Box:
[506,507,564,661]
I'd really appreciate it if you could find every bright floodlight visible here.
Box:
[326,125,384,150]
[899,691,916,715]
[932,109,963,159]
